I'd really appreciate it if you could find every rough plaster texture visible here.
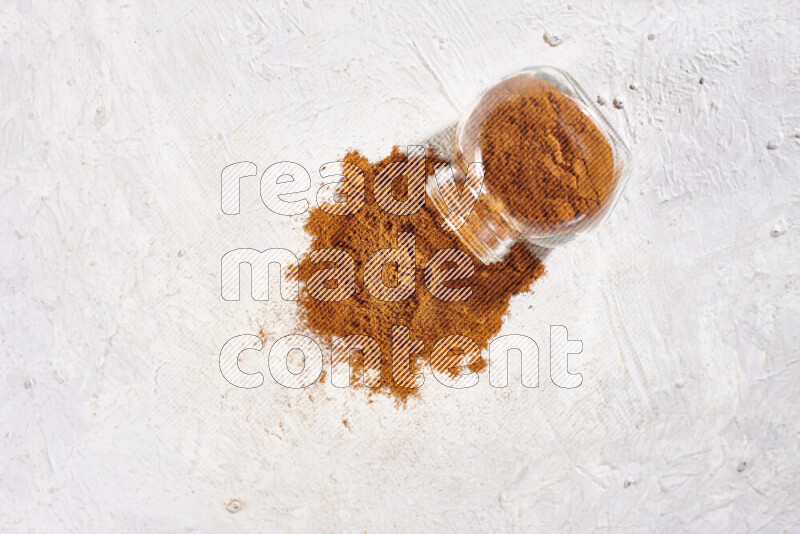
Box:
[1,0,799,532]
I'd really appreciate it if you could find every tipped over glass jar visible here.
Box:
[426,66,631,264]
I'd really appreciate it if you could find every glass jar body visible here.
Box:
[427,66,631,264]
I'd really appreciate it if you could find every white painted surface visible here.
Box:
[2,1,799,531]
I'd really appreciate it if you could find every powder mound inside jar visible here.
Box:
[461,76,617,233]
[290,147,545,403]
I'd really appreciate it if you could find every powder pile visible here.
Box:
[293,147,545,402]
[290,76,617,403]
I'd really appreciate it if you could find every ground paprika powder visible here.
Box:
[278,69,621,403]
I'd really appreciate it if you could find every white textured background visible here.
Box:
[2,0,799,532]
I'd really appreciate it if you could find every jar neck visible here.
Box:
[425,167,517,265]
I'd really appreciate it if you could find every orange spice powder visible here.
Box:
[292,147,545,402]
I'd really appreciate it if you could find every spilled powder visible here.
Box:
[291,147,545,403]
[261,74,620,404]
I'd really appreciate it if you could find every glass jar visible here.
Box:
[426,66,631,264]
